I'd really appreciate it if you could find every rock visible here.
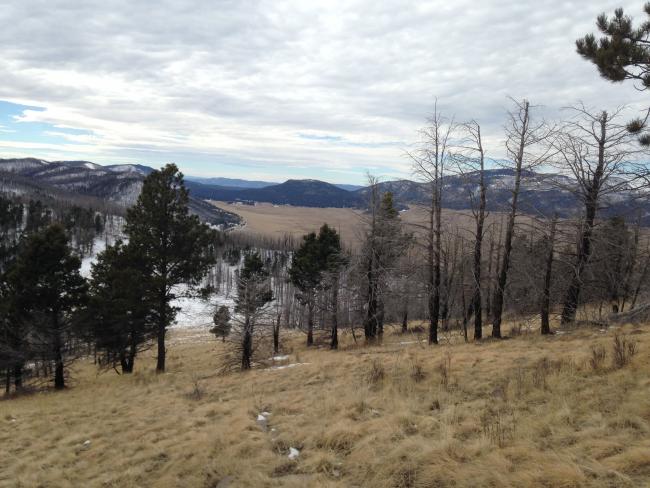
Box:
[216,476,233,488]
[288,447,300,460]
[256,414,268,431]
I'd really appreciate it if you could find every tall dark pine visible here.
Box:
[87,241,155,374]
[289,224,345,348]
[289,232,322,346]
[8,225,87,389]
[125,164,216,372]
[316,224,345,349]
[576,4,650,144]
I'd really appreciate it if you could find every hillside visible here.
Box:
[0,158,240,228]
[187,179,363,207]
[1,323,648,487]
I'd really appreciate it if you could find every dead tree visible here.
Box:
[408,103,455,344]
[492,98,555,338]
[552,105,643,324]
[454,120,488,340]
[540,215,558,335]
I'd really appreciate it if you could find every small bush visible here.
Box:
[366,359,385,388]
[612,334,637,369]
[532,357,550,390]
[410,358,426,383]
[438,351,452,390]
[589,345,607,371]
[480,406,517,447]
[186,376,205,401]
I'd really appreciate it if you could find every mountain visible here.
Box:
[0,158,240,228]
[354,168,650,221]
[186,178,363,207]
[335,183,365,191]
[185,176,275,189]
[185,175,363,192]
[2,157,646,223]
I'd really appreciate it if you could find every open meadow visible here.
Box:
[210,201,520,249]
[2,322,649,488]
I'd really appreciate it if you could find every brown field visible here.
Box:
[212,202,366,249]
[212,201,521,249]
[2,322,650,487]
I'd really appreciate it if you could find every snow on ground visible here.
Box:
[78,234,242,330]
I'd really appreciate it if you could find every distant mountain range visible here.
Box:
[185,175,364,192]
[1,157,648,224]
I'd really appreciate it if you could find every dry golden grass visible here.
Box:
[211,201,511,250]
[211,202,365,249]
[2,323,650,488]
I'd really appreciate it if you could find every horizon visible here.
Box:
[0,1,647,185]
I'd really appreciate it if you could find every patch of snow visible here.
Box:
[272,355,289,361]
[266,362,310,371]
[288,447,300,460]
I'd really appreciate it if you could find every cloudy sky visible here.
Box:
[0,1,647,184]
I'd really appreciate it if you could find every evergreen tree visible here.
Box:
[577,4,650,144]
[289,232,322,346]
[7,224,87,389]
[362,190,409,341]
[210,305,231,342]
[125,164,216,372]
[289,224,345,347]
[235,252,272,370]
[87,241,155,374]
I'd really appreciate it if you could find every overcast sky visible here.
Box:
[0,0,648,183]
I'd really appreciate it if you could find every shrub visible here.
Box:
[612,334,637,369]
[366,359,385,388]
[589,345,607,371]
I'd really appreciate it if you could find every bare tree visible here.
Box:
[408,103,455,344]
[359,177,410,342]
[552,105,644,324]
[491,98,555,338]
[540,215,558,334]
[454,120,488,340]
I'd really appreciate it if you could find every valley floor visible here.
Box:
[1,323,650,488]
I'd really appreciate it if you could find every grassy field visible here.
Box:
[2,322,649,488]
[211,202,366,249]
[210,201,514,249]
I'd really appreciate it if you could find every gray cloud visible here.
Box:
[0,0,647,182]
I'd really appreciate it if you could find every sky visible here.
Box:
[0,0,648,184]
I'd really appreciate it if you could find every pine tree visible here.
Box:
[86,241,155,373]
[235,252,272,370]
[7,224,87,389]
[289,232,322,346]
[125,164,216,372]
[210,305,231,342]
[362,190,409,341]
[577,4,650,144]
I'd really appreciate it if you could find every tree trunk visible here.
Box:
[491,100,530,337]
[53,312,65,390]
[241,317,252,370]
[156,296,167,372]
[307,301,314,346]
[561,113,607,324]
[330,275,339,350]
[473,173,486,341]
[541,216,557,335]
[156,321,166,372]
[401,310,408,333]
[273,316,281,355]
